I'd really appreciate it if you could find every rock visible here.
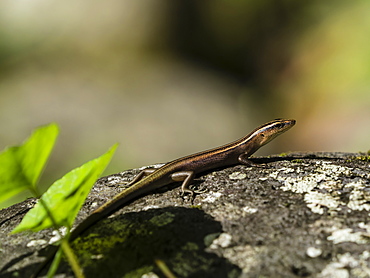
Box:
[1,152,369,277]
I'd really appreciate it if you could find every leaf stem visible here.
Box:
[33,188,84,278]
[32,188,64,238]
[60,239,85,278]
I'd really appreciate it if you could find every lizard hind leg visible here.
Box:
[171,171,196,198]
[121,168,156,186]
[171,171,206,202]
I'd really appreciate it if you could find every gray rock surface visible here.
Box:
[1,152,370,277]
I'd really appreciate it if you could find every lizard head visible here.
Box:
[251,118,296,147]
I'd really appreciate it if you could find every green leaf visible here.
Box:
[0,123,59,205]
[11,144,117,234]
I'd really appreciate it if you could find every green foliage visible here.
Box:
[0,123,117,277]
[0,123,58,205]
[11,144,117,233]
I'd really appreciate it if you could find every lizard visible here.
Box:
[34,118,296,276]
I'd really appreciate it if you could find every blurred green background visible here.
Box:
[0,1,369,187]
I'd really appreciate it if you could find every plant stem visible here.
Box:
[32,188,84,278]
[60,240,85,278]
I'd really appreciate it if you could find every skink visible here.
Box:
[35,118,295,276]
[69,118,295,241]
